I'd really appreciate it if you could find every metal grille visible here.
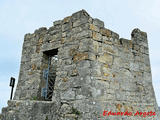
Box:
[41,56,56,101]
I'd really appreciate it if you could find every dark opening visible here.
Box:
[41,48,58,101]
[43,49,58,56]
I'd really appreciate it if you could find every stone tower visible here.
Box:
[0,10,159,120]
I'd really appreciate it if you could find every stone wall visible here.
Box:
[1,10,159,120]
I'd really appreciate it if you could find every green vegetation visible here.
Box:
[32,96,38,100]
[45,116,48,120]
[71,107,81,116]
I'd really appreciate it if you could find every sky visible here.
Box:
[0,0,160,112]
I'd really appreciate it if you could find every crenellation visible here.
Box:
[34,27,48,34]
[53,20,62,26]
[71,9,90,22]
[93,18,104,28]
[1,10,159,120]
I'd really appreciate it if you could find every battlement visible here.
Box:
[1,10,159,120]
[25,10,149,57]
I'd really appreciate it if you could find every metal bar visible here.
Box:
[10,77,15,100]
[45,56,51,99]
[10,87,14,100]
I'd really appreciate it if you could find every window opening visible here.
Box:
[41,49,58,101]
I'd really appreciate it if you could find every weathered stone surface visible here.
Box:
[98,53,113,65]
[93,18,104,28]
[73,52,89,62]
[1,10,159,120]
[89,24,99,32]
[100,28,112,37]
[92,31,102,41]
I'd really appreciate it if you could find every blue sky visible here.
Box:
[0,0,160,112]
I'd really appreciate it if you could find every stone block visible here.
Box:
[92,31,102,41]
[73,18,88,27]
[100,28,112,38]
[97,53,113,65]
[89,24,99,32]
[73,52,89,62]
[61,89,75,100]
[93,18,104,28]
